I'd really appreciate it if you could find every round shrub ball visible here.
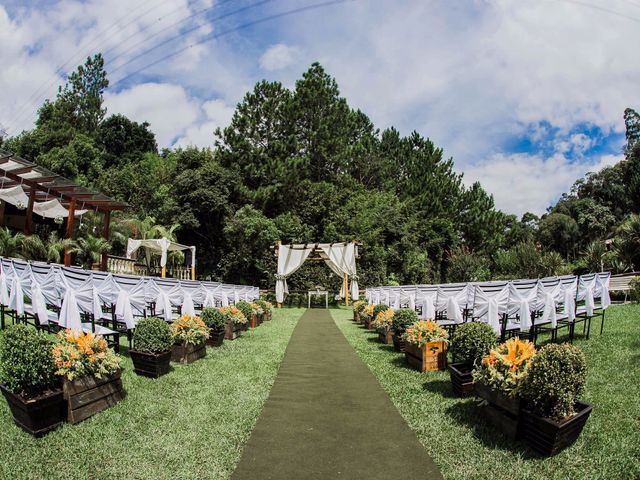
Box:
[133,317,174,354]
[235,301,253,321]
[201,307,226,331]
[355,302,367,313]
[392,308,418,335]
[520,343,587,420]
[0,324,58,397]
[373,304,390,318]
[449,322,497,366]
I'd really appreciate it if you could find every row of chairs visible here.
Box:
[365,273,611,344]
[0,257,260,352]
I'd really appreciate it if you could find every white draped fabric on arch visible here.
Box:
[274,242,359,304]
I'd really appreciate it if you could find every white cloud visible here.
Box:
[464,152,625,216]
[104,83,200,147]
[174,99,235,148]
[259,43,299,71]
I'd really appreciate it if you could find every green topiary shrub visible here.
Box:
[629,276,640,303]
[133,317,174,354]
[235,300,253,320]
[0,324,58,397]
[449,322,497,365]
[392,308,418,335]
[201,307,226,332]
[520,343,587,420]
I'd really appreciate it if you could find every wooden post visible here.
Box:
[344,272,349,306]
[276,240,282,308]
[63,197,76,267]
[191,266,195,281]
[23,187,36,235]
[101,210,110,272]
[161,266,166,278]
[0,200,5,227]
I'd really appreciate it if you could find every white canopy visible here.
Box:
[126,238,196,268]
[274,242,359,304]
[0,186,87,218]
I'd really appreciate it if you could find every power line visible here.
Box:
[554,0,640,23]
[6,0,171,130]
[109,0,355,89]
[108,0,272,75]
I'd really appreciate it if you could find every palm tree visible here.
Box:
[71,235,111,270]
[45,232,76,264]
[0,227,24,258]
[582,241,607,273]
[21,235,48,262]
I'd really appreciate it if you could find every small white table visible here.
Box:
[308,289,329,309]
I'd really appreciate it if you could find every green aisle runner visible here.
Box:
[232,309,442,480]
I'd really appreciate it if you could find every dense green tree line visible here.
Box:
[2,55,638,290]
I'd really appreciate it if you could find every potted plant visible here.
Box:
[129,317,174,378]
[52,330,123,424]
[256,300,272,321]
[472,337,536,439]
[391,308,418,352]
[367,304,388,330]
[448,322,497,397]
[361,304,375,326]
[0,325,65,437]
[373,308,395,344]
[221,306,247,340]
[403,320,449,372]
[236,301,253,330]
[352,300,365,322]
[519,343,592,456]
[201,307,226,347]
[170,314,209,364]
[251,302,264,327]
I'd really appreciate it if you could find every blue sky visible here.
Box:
[1,0,637,215]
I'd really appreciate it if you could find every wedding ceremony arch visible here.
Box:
[273,241,360,306]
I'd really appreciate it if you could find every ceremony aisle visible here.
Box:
[232,309,442,480]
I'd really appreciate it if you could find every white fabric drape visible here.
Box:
[319,243,358,301]
[32,199,87,219]
[275,244,313,303]
[127,238,195,268]
[0,186,29,209]
[508,283,537,332]
[472,285,509,334]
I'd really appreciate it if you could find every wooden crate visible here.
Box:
[171,341,207,364]
[63,370,123,424]
[377,328,394,344]
[404,341,447,372]
[130,350,172,378]
[225,320,243,340]
[0,385,65,437]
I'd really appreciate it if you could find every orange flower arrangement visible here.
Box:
[220,306,247,325]
[362,304,375,319]
[52,330,121,381]
[171,314,210,346]
[473,337,536,397]
[403,320,449,347]
[373,308,394,330]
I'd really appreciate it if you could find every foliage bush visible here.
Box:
[171,314,210,346]
[449,322,497,365]
[473,337,536,397]
[251,302,264,315]
[520,343,587,420]
[403,320,449,347]
[361,304,375,319]
[373,308,394,330]
[201,308,226,332]
[629,276,640,303]
[391,308,418,335]
[373,304,390,318]
[353,300,367,313]
[133,317,174,354]
[52,330,121,381]
[255,299,272,313]
[235,301,253,320]
[0,325,58,396]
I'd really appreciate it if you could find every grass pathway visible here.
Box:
[231,308,442,480]
[332,305,640,480]
[0,308,303,480]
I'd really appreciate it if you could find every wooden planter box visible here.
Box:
[63,370,123,424]
[207,329,225,347]
[353,311,360,322]
[0,384,65,437]
[521,401,593,456]
[392,332,406,352]
[475,381,521,440]
[264,311,272,321]
[171,341,207,364]
[377,328,394,344]
[448,362,475,397]
[130,350,172,378]
[404,341,447,372]
[225,321,243,340]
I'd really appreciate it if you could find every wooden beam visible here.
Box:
[63,197,76,267]
[0,200,5,227]
[23,187,36,235]
[101,210,110,271]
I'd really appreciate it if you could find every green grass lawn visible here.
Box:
[0,308,303,480]
[332,305,640,480]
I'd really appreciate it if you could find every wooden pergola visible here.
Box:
[0,150,128,270]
